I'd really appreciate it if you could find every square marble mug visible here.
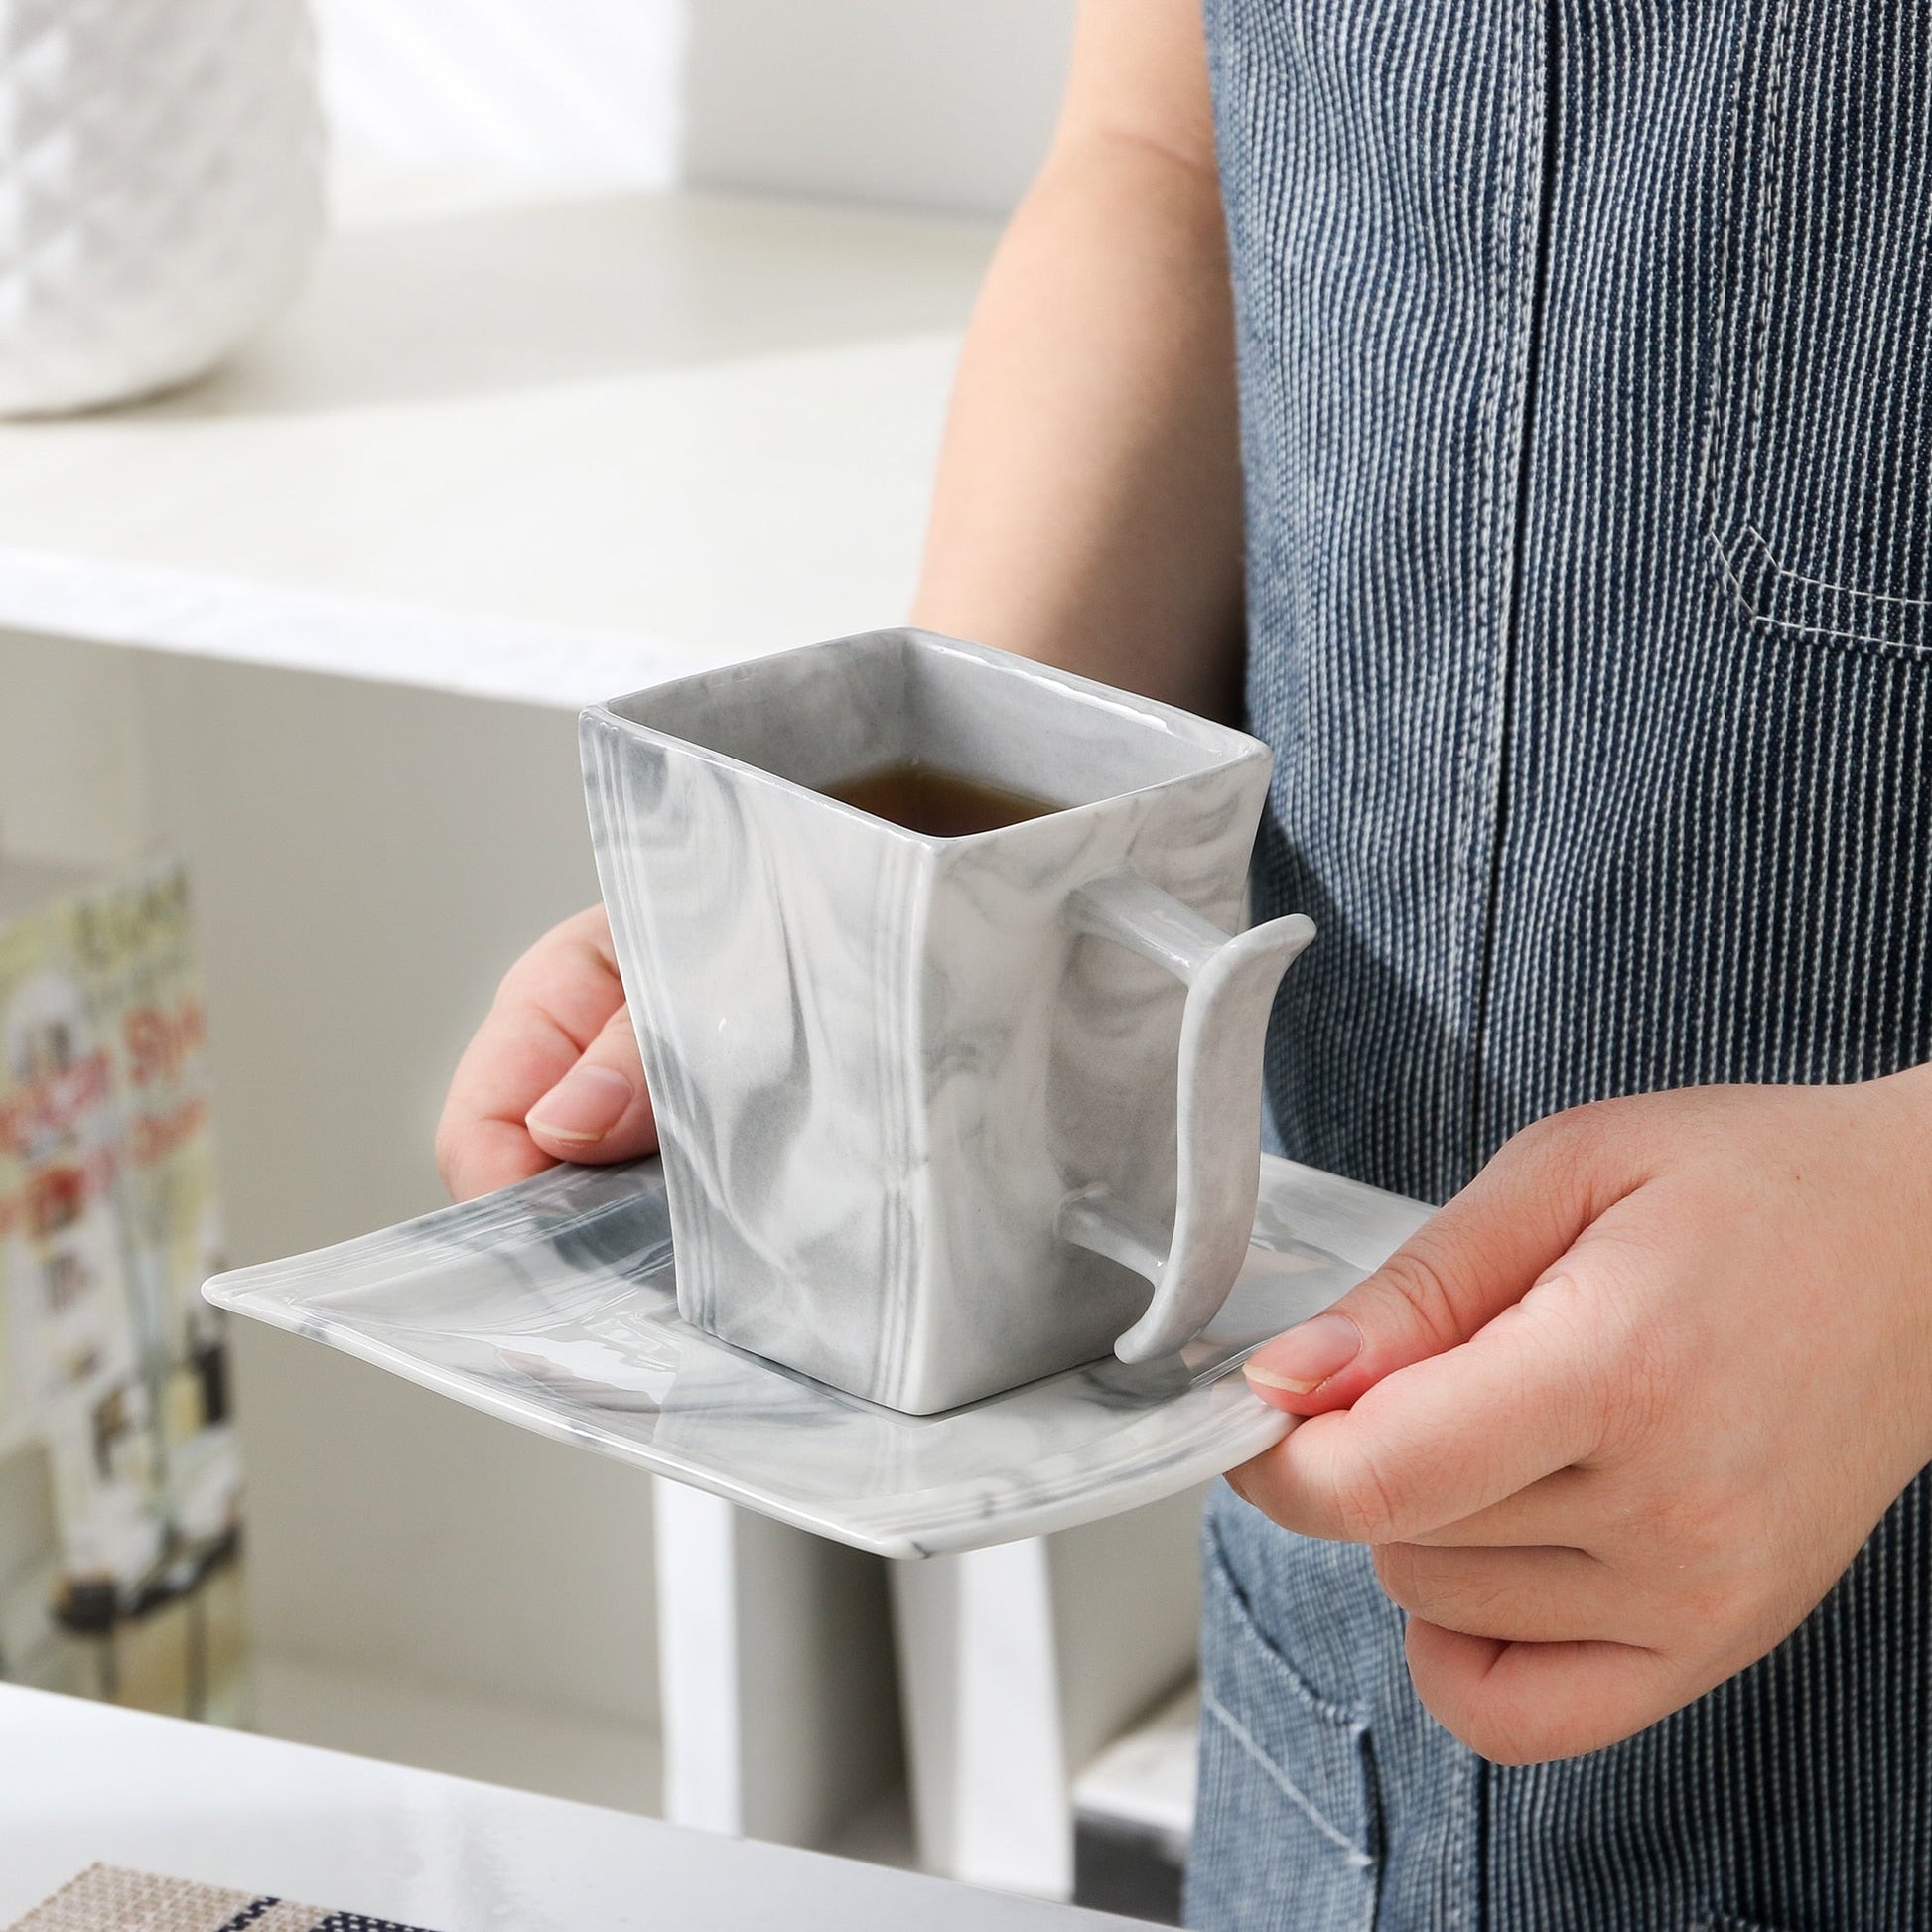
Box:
[580,629,1314,1413]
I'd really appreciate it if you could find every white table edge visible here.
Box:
[0,1682,1140,1931]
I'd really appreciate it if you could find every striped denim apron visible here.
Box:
[1190,1,1932,1927]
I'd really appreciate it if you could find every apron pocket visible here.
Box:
[1702,0,1932,653]
[1185,1521,1379,1932]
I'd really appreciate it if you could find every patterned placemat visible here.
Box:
[5,1865,441,1932]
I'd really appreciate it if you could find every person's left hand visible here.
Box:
[1227,1070,1932,1764]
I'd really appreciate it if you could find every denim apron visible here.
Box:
[1191,1,1932,1926]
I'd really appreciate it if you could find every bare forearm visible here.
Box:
[910,0,1244,721]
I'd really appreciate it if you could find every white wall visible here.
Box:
[0,634,146,866]
[314,0,1075,217]
[681,0,1074,216]
[315,0,685,194]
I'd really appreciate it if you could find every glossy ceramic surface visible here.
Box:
[581,629,1312,1413]
[203,1153,1429,1559]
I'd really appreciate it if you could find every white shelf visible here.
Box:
[0,186,994,708]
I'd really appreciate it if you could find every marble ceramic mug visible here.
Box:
[580,629,1314,1413]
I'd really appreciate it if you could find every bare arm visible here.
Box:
[911,0,1245,721]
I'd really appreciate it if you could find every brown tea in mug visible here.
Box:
[825,761,1062,837]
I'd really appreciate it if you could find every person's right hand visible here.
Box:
[436,904,656,1202]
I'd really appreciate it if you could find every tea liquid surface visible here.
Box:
[825,762,1063,837]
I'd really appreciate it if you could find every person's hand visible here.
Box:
[436,904,656,1201]
[1228,1072,1932,1764]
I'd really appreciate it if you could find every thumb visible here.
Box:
[525,1004,659,1164]
[1245,1111,1634,1415]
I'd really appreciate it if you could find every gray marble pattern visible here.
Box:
[203,1154,1430,1559]
[581,629,1315,1413]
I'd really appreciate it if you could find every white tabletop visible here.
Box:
[0,1685,1135,1931]
[0,185,994,709]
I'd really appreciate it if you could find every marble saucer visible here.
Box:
[204,1155,1428,1558]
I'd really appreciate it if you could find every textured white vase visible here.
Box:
[0,0,324,416]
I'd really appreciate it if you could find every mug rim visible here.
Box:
[585,626,1268,850]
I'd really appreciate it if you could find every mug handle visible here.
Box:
[1057,869,1316,1364]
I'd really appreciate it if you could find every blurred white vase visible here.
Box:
[0,0,323,416]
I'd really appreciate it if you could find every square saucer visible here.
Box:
[204,1155,1428,1558]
